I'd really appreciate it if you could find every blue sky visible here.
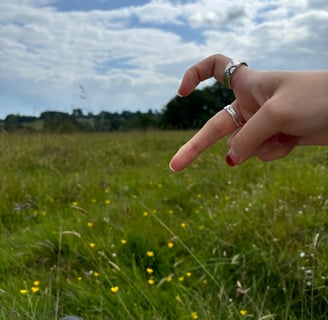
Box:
[56,0,151,11]
[0,0,327,119]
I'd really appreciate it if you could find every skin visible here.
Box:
[169,54,328,171]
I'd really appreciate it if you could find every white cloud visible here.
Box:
[0,0,327,118]
[132,1,184,25]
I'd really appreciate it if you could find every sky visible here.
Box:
[0,0,327,119]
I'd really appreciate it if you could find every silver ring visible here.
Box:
[223,59,248,89]
[224,104,244,128]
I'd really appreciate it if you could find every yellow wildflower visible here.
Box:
[146,251,154,257]
[31,286,39,293]
[148,278,155,285]
[110,286,119,293]
[71,201,78,206]
[143,211,149,217]
[191,312,198,319]
[166,275,173,282]
[94,272,100,277]
[120,239,127,245]
[180,223,186,228]
[186,272,192,277]
[104,199,111,205]
[33,280,40,287]
[178,276,184,282]
[89,242,96,248]
[240,309,248,316]
[146,268,154,274]
[87,222,94,228]
[20,289,28,294]
[167,242,174,249]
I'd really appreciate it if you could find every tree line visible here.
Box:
[1,82,234,133]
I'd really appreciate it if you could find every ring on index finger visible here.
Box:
[223,59,248,89]
[224,104,245,128]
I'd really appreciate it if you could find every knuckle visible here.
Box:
[204,113,226,135]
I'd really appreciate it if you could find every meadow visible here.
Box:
[0,131,327,320]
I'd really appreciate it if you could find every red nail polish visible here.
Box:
[226,154,236,166]
[226,148,239,166]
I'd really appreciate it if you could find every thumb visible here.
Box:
[226,98,283,165]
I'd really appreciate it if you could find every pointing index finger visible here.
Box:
[169,107,238,171]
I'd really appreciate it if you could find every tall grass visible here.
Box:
[0,132,327,319]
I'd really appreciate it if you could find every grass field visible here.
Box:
[0,131,327,320]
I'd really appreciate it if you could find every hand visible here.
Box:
[169,54,328,171]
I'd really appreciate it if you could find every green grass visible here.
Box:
[0,131,327,320]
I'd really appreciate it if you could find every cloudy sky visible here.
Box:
[0,0,327,119]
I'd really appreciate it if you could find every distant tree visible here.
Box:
[4,114,38,132]
[40,111,70,121]
[40,111,81,133]
[160,82,235,129]
[72,108,84,118]
[4,114,23,132]
[133,110,159,131]
[121,111,136,121]
[94,111,112,131]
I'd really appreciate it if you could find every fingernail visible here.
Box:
[226,148,239,166]
[169,162,176,172]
